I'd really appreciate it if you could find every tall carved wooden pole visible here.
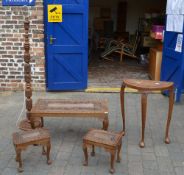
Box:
[18,18,32,130]
[24,18,32,122]
[19,18,41,130]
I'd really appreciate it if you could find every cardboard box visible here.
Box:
[142,36,159,47]
[149,48,163,80]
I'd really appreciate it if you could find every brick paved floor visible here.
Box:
[0,91,184,175]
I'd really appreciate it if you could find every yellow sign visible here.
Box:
[48,5,62,22]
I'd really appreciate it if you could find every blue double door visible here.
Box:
[44,0,88,91]
[161,26,184,102]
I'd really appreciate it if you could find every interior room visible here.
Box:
[88,0,167,88]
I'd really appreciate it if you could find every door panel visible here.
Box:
[161,31,184,101]
[45,0,88,91]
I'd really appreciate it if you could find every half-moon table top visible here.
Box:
[123,79,174,91]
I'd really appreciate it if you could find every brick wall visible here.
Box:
[0,0,45,91]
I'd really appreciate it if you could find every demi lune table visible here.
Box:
[120,79,174,148]
[29,99,109,130]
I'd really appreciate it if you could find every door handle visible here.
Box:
[50,35,56,44]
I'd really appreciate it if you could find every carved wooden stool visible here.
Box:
[83,100,125,174]
[12,128,52,172]
[83,129,124,173]
[121,79,174,148]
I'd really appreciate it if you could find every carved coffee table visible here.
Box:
[29,99,109,130]
[120,79,174,148]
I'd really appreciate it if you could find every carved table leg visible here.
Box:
[109,150,116,174]
[15,154,19,162]
[14,145,19,162]
[103,117,109,130]
[165,87,174,144]
[116,142,122,163]
[42,146,46,155]
[30,116,35,129]
[139,93,148,148]
[46,141,52,165]
[91,145,95,156]
[17,149,23,172]
[83,143,88,166]
[120,83,126,135]
[41,117,44,127]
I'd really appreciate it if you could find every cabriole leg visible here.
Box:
[109,151,116,174]
[83,143,88,166]
[139,93,148,148]
[46,142,52,165]
[91,145,95,156]
[117,143,122,163]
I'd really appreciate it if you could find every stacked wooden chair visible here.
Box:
[101,31,141,62]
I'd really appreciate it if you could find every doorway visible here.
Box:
[88,0,167,88]
[44,0,167,91]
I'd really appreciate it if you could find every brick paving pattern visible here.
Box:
[0,91,184,175]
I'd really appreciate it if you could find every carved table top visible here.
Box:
[123,79,173,91]
[30,99,108,118]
